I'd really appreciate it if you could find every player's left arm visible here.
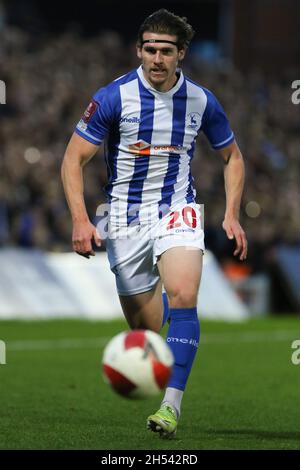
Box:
[217,140,248,261]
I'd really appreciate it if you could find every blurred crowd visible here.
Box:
[0,25,299,272]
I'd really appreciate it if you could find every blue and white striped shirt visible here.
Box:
[75,66,234,226]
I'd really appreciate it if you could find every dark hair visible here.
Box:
[137,9,195,50]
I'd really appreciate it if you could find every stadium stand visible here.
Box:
[0,21,299,313]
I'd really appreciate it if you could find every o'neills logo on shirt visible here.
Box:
[128,140,183,156]
[120,116,141,124]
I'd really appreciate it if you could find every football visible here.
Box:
[102,329,174,398]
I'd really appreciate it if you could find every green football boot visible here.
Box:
[147,403,178,438]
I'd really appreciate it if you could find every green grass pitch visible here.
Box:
[0,316,300,450]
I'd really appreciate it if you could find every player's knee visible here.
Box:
[167,286,198,309]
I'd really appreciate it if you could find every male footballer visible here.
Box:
[61,9,247,438]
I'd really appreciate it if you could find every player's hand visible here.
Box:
[222,217,247,261]
[72,220,101,259]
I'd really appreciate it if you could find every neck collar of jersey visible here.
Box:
[137,65,184,96]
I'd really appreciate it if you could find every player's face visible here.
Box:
[137,32,186,92]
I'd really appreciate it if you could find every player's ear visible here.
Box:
[136,45,142,59]
[178,47,186,61]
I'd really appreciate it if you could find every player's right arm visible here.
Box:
[61,133,101,258]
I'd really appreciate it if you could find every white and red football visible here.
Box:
[102,330,174,398]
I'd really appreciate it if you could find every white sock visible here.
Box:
[162,387,183,418]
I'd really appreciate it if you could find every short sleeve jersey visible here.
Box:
[75,66,234,226]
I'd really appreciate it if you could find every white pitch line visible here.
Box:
[5,330,300,352]
[7,337,108,351]
[202,330,300,344]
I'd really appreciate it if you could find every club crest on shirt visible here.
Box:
[186,112,201,130]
